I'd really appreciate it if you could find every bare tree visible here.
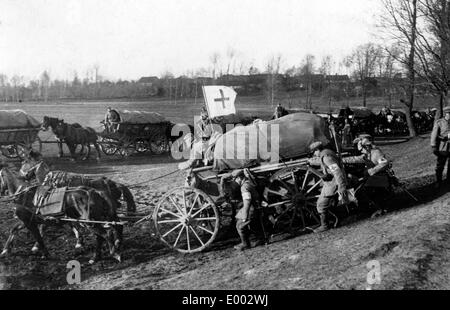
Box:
[226,47,236,75]
[345,43,382,107]
[209,52,221,80]
[265,54,283,106]
[300,54,316,109]
[379,0,418,136]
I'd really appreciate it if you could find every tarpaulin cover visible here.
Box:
[351,108,375,119]
[0,110,41,129]
[212,112,331,171]
[118,110,167,124]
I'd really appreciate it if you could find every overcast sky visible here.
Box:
[0,0,381,81]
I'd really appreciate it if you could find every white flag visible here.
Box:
[202,86,237,118]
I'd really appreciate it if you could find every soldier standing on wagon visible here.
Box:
[431,106,450,188]
[308,142,349,233]
[105,107,120,133]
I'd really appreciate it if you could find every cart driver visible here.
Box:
[105,107,120,133]
[229,169,265,251]
[308,141,348,233]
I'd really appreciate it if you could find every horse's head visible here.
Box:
[54,119,67,137]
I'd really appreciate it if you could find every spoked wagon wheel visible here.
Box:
[134,139,150,154]
[99,137,119,156]
[150,136,169,155]
[119,142,135,157]
[153,187,220,253]
[263,166,323,235]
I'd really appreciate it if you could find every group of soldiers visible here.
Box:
[226,135,392,251]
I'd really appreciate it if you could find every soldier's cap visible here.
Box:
[360,137,372,147]
[353,134,373,145]
[309,141,323,151]
[201,107,208,113]
[444,106,450,113]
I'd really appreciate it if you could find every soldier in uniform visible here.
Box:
[230,169,264,251]
[343,137,391,214]
[431,106,450,187]
[105,107,120,133]
[308,142,348,233]
[195,107,213,142]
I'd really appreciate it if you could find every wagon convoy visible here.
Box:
[0,104,427,261]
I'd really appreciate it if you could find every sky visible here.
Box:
[0,0,381,81]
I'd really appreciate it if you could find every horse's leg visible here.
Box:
[82,144,91,161]
[57,139,64,157]
[31,224,45,253]
[72,225,84,249]
[15,206,49,258]
[0,222,25,257]
[67,143,77,161]
[78,144,85,157]
[94,142,101,160]
[88,225,105,264]
[119,185,136,213]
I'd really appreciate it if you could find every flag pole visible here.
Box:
[201,85,215,139]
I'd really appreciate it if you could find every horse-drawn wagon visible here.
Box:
[99,110,172,157]
[0,110,42,159]
[147,113,361,253]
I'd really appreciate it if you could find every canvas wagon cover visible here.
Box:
[212,112,331,171]
[0,110,41,129]
[118,110,167,124]
[352,107,375,119]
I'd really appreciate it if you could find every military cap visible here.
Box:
[309,141,323,151]
[360,137,372,147]
[444,106,450,113]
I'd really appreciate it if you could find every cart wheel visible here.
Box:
[100,137,118,156]
[153,187,220,253]
[263,166,322,235]
[150,136,169,155]
[135,139,150,153]
[119,143,134,157]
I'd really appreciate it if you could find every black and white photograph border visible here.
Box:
[0,0,449,294]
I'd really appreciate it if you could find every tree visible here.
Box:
[265,54,283,106]
[379,0,418,136]
[210,52,221,80]
[300,54,316,109]
[226,47,236,75]
[345,43,382,107]
[40,70,51,102]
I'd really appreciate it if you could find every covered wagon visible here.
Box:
[0,110,42,159]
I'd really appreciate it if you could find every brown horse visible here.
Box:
[0,185,123,263]
[54,119,101,161]
[41,116,83,158]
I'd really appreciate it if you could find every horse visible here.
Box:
[54,119,101,161]
[41,116,83,158]
[19,157,136,214]
[0,167,85,252]
[0,185,122,263]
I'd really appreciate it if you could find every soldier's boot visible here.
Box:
[234,229,251,251]
[435,170,443,189]
[313,212,330,233]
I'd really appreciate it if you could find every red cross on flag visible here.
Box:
[202,86,237,118]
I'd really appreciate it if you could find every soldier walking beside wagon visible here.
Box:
[431,106,450,188]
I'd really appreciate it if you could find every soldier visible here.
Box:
[308,142,348,233]
[230,169,264,251]
[343,137,391,213]
[195,107,213,142]
[105,107,120,133]
[431,106,450,188]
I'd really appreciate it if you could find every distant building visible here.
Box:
[138,76,159,86]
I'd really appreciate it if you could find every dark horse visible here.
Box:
[42,116,82,158]
[54,119,101,161]
[19,157,136,214]
[2,186,123,263]
[0,185,123,263]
